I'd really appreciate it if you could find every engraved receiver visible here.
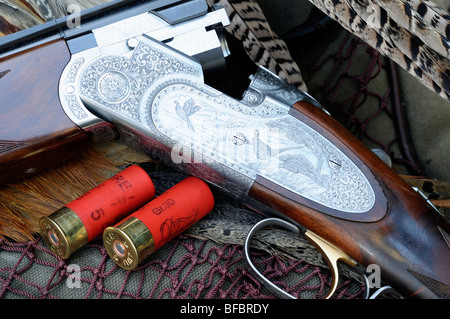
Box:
[73,32,449,298]
[0,0,229,184]
[0,0,449,299]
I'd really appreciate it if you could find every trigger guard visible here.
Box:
[243,217,302,299]
[244,217,369,299]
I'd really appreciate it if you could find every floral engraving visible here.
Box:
[98,71,130,102]
[79,41,200,121]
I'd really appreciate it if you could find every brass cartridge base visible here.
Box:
[39,207,88,259]
[103,217,155,270]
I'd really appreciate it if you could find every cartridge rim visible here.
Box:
[103,217,154,271]
[39,207,88,259]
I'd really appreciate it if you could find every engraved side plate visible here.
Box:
[78,37,377,220]
[145,81,376,214]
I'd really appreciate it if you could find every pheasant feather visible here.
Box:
[375,0,449,59]
[309,0,450,101]
[208,0,308,91]
[342,0,450,99]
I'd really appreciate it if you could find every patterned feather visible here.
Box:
[0,0,108,36]
[308,0,450,101]
[404,0,450,34]
[375,0,450,58]
[344,0,450,98]
[207,0,308,91]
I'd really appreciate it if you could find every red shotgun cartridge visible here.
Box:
[39,165,155,259]
[103,177,214,270]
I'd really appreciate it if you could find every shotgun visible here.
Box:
[0,0,448,299]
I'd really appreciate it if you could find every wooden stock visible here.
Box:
[249,101,450,299]
[0,39,91,184]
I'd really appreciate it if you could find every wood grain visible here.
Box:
[249,100,450,299]
[0,38,91,184]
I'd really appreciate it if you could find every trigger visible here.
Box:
[303,230,358,299]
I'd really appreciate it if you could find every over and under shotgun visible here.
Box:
[0,0,448,299]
